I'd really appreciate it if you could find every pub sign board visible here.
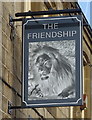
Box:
[22,15,83,107]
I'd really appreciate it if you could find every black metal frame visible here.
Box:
[15,9,81,17]
[9,8,81,23]
[9,8,89,27]
[8,102,44,119]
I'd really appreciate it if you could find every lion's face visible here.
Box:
[35,54,52,80]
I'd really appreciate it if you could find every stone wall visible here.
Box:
[0,2,70,119]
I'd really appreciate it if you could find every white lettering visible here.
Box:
[40,32,45,38]
[46,32,51,38]
[43,24,47,29]
[27,30,77,39]
[57,31,62,37]
[69,31,72,37]
[28,33,32,39]
[54,23,58,29]
[63,31,69,37]
[32,33,38,39]
[72,31,77,36]
[52,32,57,38]
[48,24,53,29]
[43,23,58,29]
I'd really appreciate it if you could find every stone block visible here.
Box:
[5,50,9,69]
[16,27,22,40]
[8,72,14,87]
[36,108,45,117]
[0,110,3,120]
[2,32,8,50]
[16,62,21,80]
[58,107,70,118]
[2,5,8,22]
[14,95,21,106]
[13,77,21,95]
[2,95,8,113]
[0,44,2,63]
[2,82,12,101]
[2,112,10,119]
[2,18,6,33]
[6,52,14,73]
[15,2,24,13]
[56,107,68,118]
[73,106,82,118]
[7,39,14,58]
[13,59,17,76]
[26,109,37,118]
[0,92,2,109]
[0,2,3,16]
[2,64,8,83]
[44,108,54,118]
[0,79,2,93]
[2,47,6,66]
[46,107,57,118]
[3,2,14,16]
[3,7,12,25]
[15,109,28,118]
[5,25,11,41]
[13,35,19,48]
[14,38,22,62]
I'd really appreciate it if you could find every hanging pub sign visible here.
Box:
[22,15,83,107]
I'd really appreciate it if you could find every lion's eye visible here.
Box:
[44,60,51,67]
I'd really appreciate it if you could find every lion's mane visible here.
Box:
[30,45,75,98]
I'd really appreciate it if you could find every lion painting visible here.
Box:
[28,42,75,100]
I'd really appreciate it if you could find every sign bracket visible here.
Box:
[9,9,89,27]
[8,103,44,119]
[15,9,81,17]
[9,8,81,23]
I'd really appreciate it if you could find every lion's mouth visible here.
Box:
[41,76,49,80]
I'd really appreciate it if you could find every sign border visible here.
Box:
[22,15,83,107]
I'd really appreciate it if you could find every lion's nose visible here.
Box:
[38,67,43,72]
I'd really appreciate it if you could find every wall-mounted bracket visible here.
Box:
[9,14,23,25]
[9,15,17,40]
[9,15,14,27]
[8,104,44,119]
[15,9,81,17]
[9,9,82,23]
[8,101,13,115]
